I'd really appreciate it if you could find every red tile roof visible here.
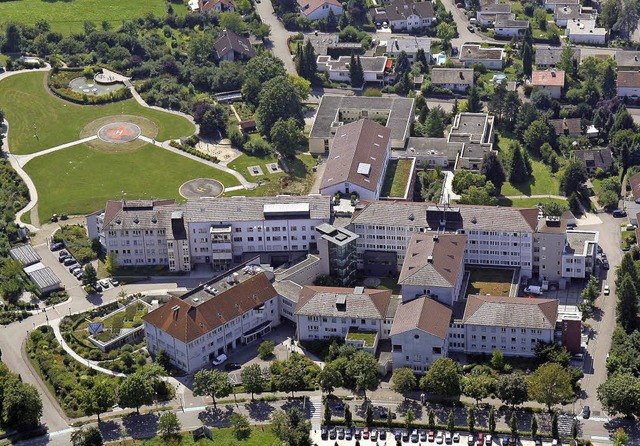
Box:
[617,71,640,88]
[297,0,342,14]
[531,70,565,87]
[389,296,452,338]
[630,172,640,200]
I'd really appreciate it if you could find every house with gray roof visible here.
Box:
[554,4,594,27]
[381,36,431,61]
[316,55,388,84]
[401,138,463,167]
[476,2,512,25]
[390,296,452,373]
[398,233,466,306]
[535,46,581,69]
[319,119,391,200]
[371,0,435,30]
[430,68,474,93]
[304,33,362,56]
[614,50,640,70]
[449,113,496,171]
[309,95,415,154]
[544,0,579,12]
[494,13,529,36]
[459,44,505,70]
[213,29,256,62]
[572,148,613,174]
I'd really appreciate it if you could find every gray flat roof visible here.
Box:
[23,263,61,291]
[310,95,414,143]
[10,244,41,266]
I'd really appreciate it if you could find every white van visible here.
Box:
[212,353,227,365]
[524,285,543,295]
[469,18,477,25]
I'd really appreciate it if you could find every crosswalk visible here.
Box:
[310,396,323,430]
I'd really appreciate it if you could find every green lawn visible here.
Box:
[381,158,413,198]
[24,144,241,224]
[124,426,280,445]
[498,197,567,208]
[466,267,514,297]
[0,72,195,154]
[0,0,167,35]
[228,152,280,178]
[498,135,561,196]
[346,330,377,347]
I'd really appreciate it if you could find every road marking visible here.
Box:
[591,436,611,442]
[49,428,75,437]
[184,405,207,412]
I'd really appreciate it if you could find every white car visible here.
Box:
[99,279,110,289]
[212,353,227,365]
[436,431,444,444]
[603,285,610,295]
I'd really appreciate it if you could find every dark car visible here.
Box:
[613,209,627,217]
[329,428,337,440]
[403,430,410,442]
[224,363,242,371]
[63,257,77,266]
[502,436,510,446]
[379,429,387,440]
[50,242,64,251]
[355,428,362,440]
[94,284,103,293]
[346,428,353,440]
[535,439,542,446]
[411,430,419,443]
[334,402,344,411]
[59,254,71,263]
[420,430,427,442]
[582,405,590,419]
[321,428,328,440]
[337,428,345,440]
[58,250,69,258]
[603,260,610,270]
[395,429,403,441]
[468,25,475,32]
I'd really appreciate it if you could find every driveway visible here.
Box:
[253,0,297,74]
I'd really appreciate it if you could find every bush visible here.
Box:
[258,341,275,359]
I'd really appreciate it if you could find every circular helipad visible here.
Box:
[97,122,142,143]
[179,178,224,199]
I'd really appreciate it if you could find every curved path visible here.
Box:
[0,68,257,231]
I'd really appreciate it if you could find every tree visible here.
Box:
[448,410,455,431]
[467,85,482,113]
[219,12,247,33]
[428,409,436,429]
[105,251,118,276]
[82,264,98,290]
[241,364,265,400]
[531,415,538,437]
[560,161,587,197]
[158,412,181,438]
[617,253,638,289]
[424,107,447,138]
[523,120,552,154]
[71,427,103,446]
[528,363,574,411]
[348,52,364,88]
[2,380,42,431]
[117,373,154,415]
[613,0,640,38]
[416,49,429,73]
[510,412,518,437]
[344,404,353,426]
[271,408,311,446]
[420,358,461,397]
[436,22,456,50]
[616,274,639,334]
[488,407,496,433]
[490,349,505,371]
[365,403,374,426]
[391,368,417,400]
[326,8,338,30]
[463,374,495,406]
[200,105,229,137]
[193,369,232,409]
[601,0,620,30]
[324,401,332,425]
[522,43,532,78]
[467,407,476,432]
[271,118,304,159]
[568,192,581,216]
[405,407,415,429]
[613,428,629,446]
[551,413,559,438]
[229,413,251,440]
[496,373,529,408]
[508,142,530,184]
[81,381,115,422]
[602,63,617,99]
[515,102,539,137]
[3,23,22,53]
[387,407,394,427]
[289,74,312,102]
[256,76,304,137]
[481,153,506,193]
[318,362,342,395]
[258,340,275,359]
[345,351,380,400]
[156,349,171,373]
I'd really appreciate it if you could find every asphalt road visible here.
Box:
[253,0,297,74]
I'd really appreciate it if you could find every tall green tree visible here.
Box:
[82,264,98,290]
[348,53,364,88]
[508,142,530,184]
[405,408,415,429]
[616,274,639,334]
[428,409,436,429]
[436,22,456,50]
[318,362,342,395]
[193,369,232,409]
[463,374,495,406]
[522,43,533,78]
[71,427,104,446]
[510,412,518,437]
[467,85,482,113]
[448,410,455,431]
[365,404,374,426]
[81,381,115,422]
[551,413,559,438]
[2,380,43,431]
[602,63,617,99]
[241,364,265,401]
[560,161,587,197]
[158,412,181,439]
[424,106,447,138]
[490,348,505,370]
[496,373,529,407]
[528,363,573,411]
[489,407,496,433]
[344,404,352,426]
[117,373,154,415]
[420,358,462,397]
[270,117,304,159]
[481,152,506,193]
[345,351,380,400]
[531,415,538,437]
[256,76,304,137]
[391,368,417,400]
[271,408,312,446]
[324,400,332,425]
[523,120,552,154]
[617,253,639,288]
[467,407,476,432]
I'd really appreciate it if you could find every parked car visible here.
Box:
[379,429,387,440]
[534,439,542,446]
[109,278,120,287]
[502,436,510,446]
[338,428,345,440]
[445,431,452,444]
[604,285,610,295]
[50,242,64,251]
[453,432,461,443]
[329,427,337,440]
[59,254,71,263]
[603,260,610,270]
[224,363,241,371]
[211,354,227,365]
[370,429,377,441]
[582,405,590,419]
[58,250,68,258]
[346,428,353,440]
[552,440,560,446]
[99,279,110,289]
[363,427,370,439]
[613,209,627,217]
[420,430,427,442]
[468,25,475,32]
[70,265,82,273]
[95,284,103,293]
[354,428,361,440]
[428,431,435,442]
[468,435,475,446]
[436,431,444,444]
[63,257,77,266]
[395,429,403,441]
[477,433,485,446]
[486,434,492,445]
[411,430,419,443]
[321,428,328,440]
[403,430,410,442]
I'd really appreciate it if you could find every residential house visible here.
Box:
[535,47,581,69]
[452,295,559,357]
[614,50,640,70]
[371,0,435,31]
[316,55,388,83]
[348,201,538,276]
[476,3,512,25]
[459,44,504,70]
[629,172,640,201]
[402,138,463,167]
[398,233,466,306]
[143,265,281,373]
[531,70,565,99]
[494,13,529,37]
[544,0,579,12]
[304,34,361,56]
[390,297,452,373]
[563,230,598,279]
[554,5,594,27]
[199,0,236,13]
[448,113,496,171]
[213,29,256,62]
[617,71,640,98]
[566,19,606,45]
[572,148,613,174]
[549,117,582,137]
[382,36,431,61]
[309,95,415,153]
[430,68,474,93]
[297,0,343,21]
[294,286,399,349]
[319,119,392,201]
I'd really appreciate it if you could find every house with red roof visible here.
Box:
[297,0,343,21]
[531,70,565,98]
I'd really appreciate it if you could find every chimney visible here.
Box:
[459,71,464,79]
[427,255,434,263]
[551,70,556,77]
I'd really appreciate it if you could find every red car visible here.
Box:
[429,431,436,442]
[477,433,485,446]
[363,428,370,439]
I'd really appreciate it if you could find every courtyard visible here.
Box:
[465,267,517,297]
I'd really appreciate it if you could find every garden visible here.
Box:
[381,159,414,198]
[48,67,131,105]
[119,426,279,446]
[465,268,515,297]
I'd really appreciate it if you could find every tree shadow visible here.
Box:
[396,400,423,419]
[244,400,275,421]
[197,405,234,427]
[281,398,312,418]
[99,420,123,442]
[121,412,159,439]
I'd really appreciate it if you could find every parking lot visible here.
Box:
[310,429,558,446]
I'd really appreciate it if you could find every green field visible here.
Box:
[498,197,567,208]
[124,426,280,445]
[0,72,195,154]
[381,158,413,198]
[0,0,167,35]
[24,144,241,224]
